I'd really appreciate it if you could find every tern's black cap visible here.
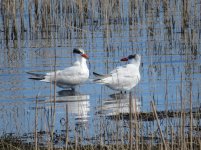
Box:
[73,48,82,54]
[128,54,136,59]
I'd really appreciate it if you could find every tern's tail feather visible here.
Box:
[93,72,105,77]
[93,72,110,78]
[93,78,106,84]
[93,72,111,84]
[27,72,45,80]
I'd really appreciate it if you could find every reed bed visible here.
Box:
[0,0,200,150]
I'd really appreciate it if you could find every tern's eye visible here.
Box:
[128,55,135,59]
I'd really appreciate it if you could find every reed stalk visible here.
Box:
[65,104,69,150]
[129,92,133,150]
[20,0,25,40]
[151,101,167,150]
[34,95,39,150]
[190,82,193,150]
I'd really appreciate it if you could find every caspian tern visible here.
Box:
[93,54,141,91]
[27,48,89,90]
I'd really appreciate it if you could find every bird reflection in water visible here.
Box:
[97,92,141,118]
[45,90,90,126]
[31,90,90,145]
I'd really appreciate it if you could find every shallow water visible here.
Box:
[0,0,200,147]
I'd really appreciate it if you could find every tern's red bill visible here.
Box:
[120,57,128,61]
[81,54,89,59]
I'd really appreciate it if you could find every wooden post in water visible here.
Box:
[151,101,167,150]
